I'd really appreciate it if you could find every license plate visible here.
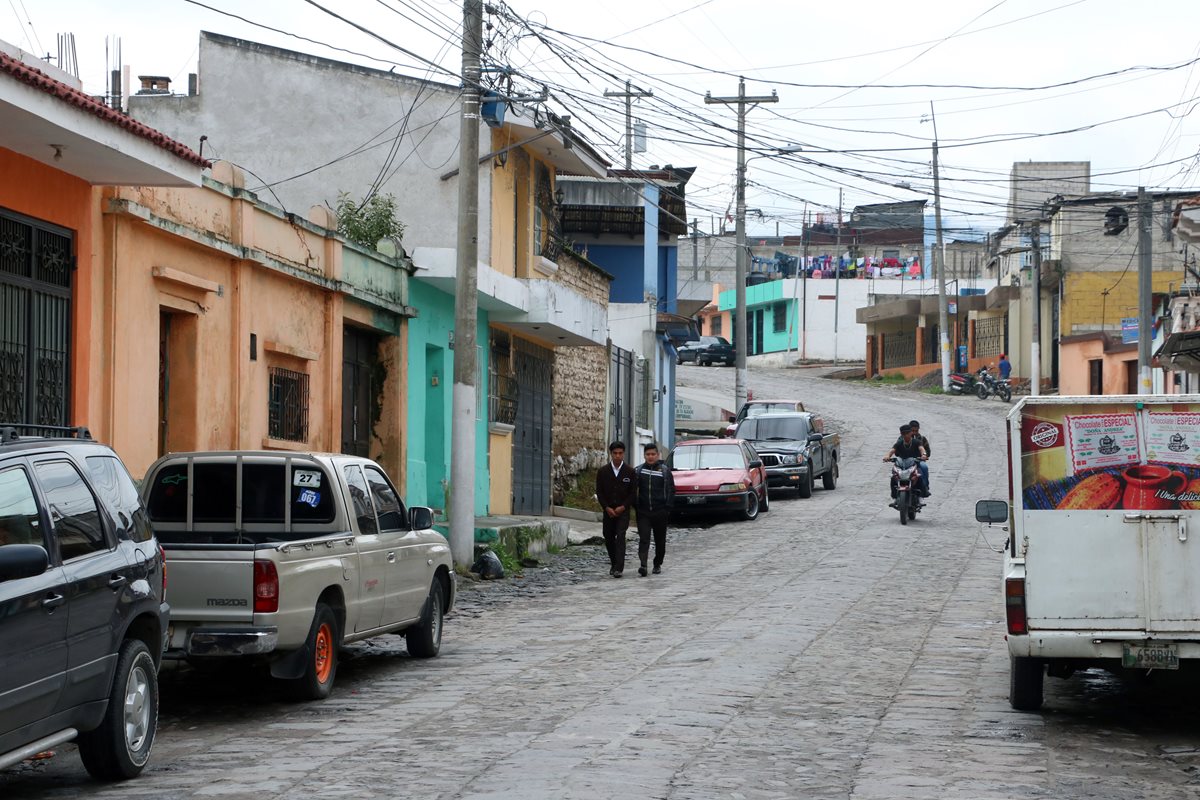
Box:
[1122,642,1179,670]
[687,496,705,505]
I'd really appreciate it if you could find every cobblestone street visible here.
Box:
[7,366,1200,799]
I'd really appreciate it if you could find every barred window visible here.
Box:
[711,316,722,336]
[533,207,545,257]
[268,367,309,442]
[772,302,787,333]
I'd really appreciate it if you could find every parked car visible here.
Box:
[734,412,840,498]
[693,336,736,367]
[724,399,808,437]
[143,451,454,700]
[0,424,169,780]
[675,339,704,364]
[668,439,769,521]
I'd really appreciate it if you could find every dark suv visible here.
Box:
[0,425,168,780]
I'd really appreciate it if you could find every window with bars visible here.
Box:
[772,302,787,333]
[711,315,722,335]
[268,367,310,442]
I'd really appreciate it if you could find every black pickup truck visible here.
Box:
[734,412,840,498]
[678,336,735,366]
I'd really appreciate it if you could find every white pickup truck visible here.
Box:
[143,451,454,699]
[980,395,1200,710]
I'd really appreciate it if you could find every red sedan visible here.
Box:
[668,438,769,521]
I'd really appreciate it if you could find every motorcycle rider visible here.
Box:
[883,424,928,501]
[908,419,931,496]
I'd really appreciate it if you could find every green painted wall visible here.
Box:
[717,281,797,354]
[406,280,490,516]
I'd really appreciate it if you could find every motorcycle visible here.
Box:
[889,456,924,525]
[975,366,1012,402]
[948,370,979,395]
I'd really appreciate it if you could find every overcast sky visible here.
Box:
[8,0,1200,236]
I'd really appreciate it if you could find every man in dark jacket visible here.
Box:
[634,442,675,577]
[595,441,637,577]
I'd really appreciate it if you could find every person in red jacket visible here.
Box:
[595,441,637,577]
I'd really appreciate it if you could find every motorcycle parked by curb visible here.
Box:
[975,366,1012,402]
[948,370,979,396]
[889,456,925,524]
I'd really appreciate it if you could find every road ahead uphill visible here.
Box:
[6,366,1200,799]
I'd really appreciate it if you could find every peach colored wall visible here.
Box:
[0,147,98,426]
[92,171,403,479]
[489,128,517,278]
[1059,339,1138,396]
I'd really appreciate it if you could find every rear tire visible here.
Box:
[286,603,339,701]
[898,490,909,524]
[1010,656,1045,711]
[798,466,814,498]
[406,580,445,658]
[822,459,838,490]
[77,638,159,780]
[741,491,760,521]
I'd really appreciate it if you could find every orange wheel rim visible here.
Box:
[314,623,333,683]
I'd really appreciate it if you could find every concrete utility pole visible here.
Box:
[834,189,842,365]
[1138,186,1153,394]
[605,79,653,170]
[449,0,483,567]
[802,208,809,360]
[705,78,777,411]
[1029,221,1042,397]
[930,103,951,392]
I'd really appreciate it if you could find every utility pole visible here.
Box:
[930,102,951,392]
[449,0,483,567]
[1138,186,1153,394]
[691,218,700,283]
[605,79,653,170]
[802,208,809,361]
[1029,221,1042,397]
[834,189,842,365]
[705,78,778,410]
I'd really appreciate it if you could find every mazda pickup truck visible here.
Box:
[143,451,454,700]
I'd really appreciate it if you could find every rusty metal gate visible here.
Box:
[0,209,72,430]
[513,340,553,515]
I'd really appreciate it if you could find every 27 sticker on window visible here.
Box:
[293,469,322,488]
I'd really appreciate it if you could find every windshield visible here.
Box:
[744,402,798,419]
[893,457,919,469]
[670,445,746,471]
[736,416,810,441]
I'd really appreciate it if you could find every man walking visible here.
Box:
[634,442,675,577]
[998,353,1012,381]
[596,441,637,578]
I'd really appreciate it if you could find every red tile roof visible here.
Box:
[0,51,210,169]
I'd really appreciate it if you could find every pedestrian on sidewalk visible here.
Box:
[634,442,675,577]
[596,441,637,578]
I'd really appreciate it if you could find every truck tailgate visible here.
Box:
[163,545,255,622]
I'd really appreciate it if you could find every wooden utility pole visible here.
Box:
[705,78,778,410]
[930,102,950,392]
[449,0,483,566]
[605,79,652,170]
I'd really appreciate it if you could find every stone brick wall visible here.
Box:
[550,247,611,501]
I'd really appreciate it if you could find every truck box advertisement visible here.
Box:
[1020,402,1200,511]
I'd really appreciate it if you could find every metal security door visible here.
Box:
[341,327,379,457]
[513,342,552,515]
[0,209,72,430]
[609,346,634,446]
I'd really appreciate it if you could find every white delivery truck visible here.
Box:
[979,395,1200,710]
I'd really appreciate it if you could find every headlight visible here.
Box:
[782,454,798,465]
[718,482,748,492]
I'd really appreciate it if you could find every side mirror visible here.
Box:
[807,433,823,444]
[409,506,434,531]
[975,499,1009,524]
[0,544,50,582]
[728,416,737,424]
[748,459,763,469]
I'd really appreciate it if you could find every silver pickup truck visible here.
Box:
[142,451,454,700]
